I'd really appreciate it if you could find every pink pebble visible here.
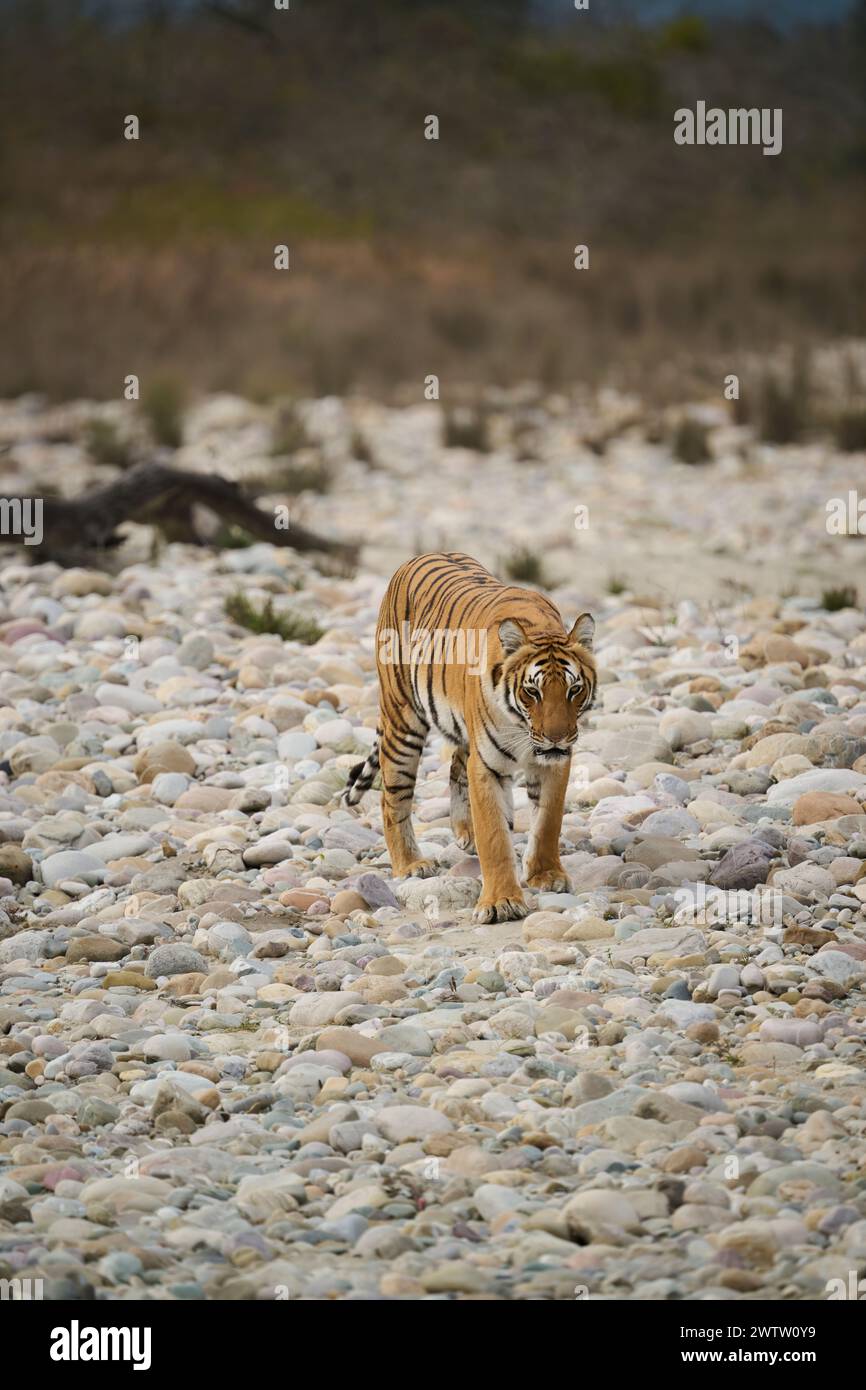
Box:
[2,622,53,644]
[41,1164,86,1191]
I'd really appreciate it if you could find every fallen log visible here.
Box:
[0,461,359,569]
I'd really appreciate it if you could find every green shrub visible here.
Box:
[657,16,711,55]
[84,417,134,468]
[502,45,664,118]
[672,416,711,464]
[224,592,323,643]
[584,57,664,118]
[821,584,858,611]
[504,546,548,587]
[212,524,253,549]
[501,45,585,97]
[141,379,185,448]
[94,181,373,246]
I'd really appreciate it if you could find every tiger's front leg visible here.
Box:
[468,751,527,922]
[524,759,571,893]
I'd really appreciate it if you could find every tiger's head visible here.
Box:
[493,614,596,765]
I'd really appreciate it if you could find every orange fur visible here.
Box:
[344,553,596,923]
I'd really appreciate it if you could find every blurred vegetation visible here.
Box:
[270,402,311,457]
[442,406,492,452]
[655,15,712,55]
[504,545,548,587]
[84,417,135,468]
[500,44,664,117]
[141,378,186,448]
[264,459,332,495]
[212,523,254,549]
[0,0,863,400]
[756,355,811,445]
[349,428,375,464]
[833,407,866,451]
[90,182,374,247]
[822,584,859,610]
[225,591,323,643]
[672,416,712,464]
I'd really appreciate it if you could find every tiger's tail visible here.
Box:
[342,732,380,807]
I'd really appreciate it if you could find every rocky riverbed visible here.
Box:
[0,386,865,1302]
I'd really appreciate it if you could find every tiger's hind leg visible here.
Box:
[449,747,476,853]
[379,707,435,878]
[452,751,512,855]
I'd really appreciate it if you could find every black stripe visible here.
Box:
[426,658,442,733]
[380,734,420,766]
[479,755,505,782]
[478,714,517,764]
[428,573,490,630]
[423,572,478,625]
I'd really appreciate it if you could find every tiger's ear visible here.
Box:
[569,613,595,651]
[498,618,527,654]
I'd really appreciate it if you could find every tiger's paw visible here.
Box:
[400,858,437,879]
[472,895,529,924]
[453,822,476,854]
[526,868,571,893]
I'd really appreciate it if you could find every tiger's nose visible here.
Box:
[545,730,576,748]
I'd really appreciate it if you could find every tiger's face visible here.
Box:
[494,614,596,765]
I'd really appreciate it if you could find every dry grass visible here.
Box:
[0,4,863,400]
[3,220,863,404]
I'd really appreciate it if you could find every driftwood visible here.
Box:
[2,462,359,569]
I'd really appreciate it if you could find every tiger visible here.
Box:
[344,552,596,923]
